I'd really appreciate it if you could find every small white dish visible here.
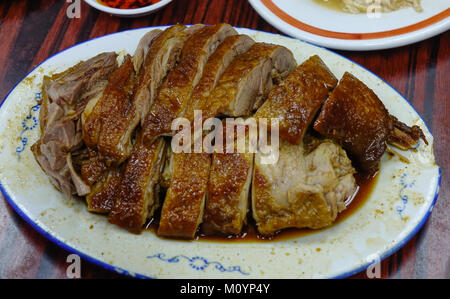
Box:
[84,0,172,17]
[249,0,450,51]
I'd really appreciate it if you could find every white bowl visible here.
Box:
[84,0,172,17]
[249,0,450,51]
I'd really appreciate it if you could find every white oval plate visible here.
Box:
[84,0,172,17]
[0,27,440,278]
[249,0,450,50]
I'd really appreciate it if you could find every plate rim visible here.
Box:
[0,26,442,279]
[248,0,450,51]
[83,0,173,16]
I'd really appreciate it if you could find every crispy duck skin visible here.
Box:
[141,24,238,143]
[202,122,254,236]
[108,134,166,233]
[86,167,122,213]
[204,153,254,235]
[157,152,211,239]
[200,43,297,120]
[80,148,107,186]
[96,56,137,164]
[313,72,393,175]
[255,55,338,145]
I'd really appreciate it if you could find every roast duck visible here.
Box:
[31,24,427,239]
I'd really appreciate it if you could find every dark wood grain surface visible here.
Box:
[0,0,448,279]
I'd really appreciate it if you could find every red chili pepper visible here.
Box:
[98,0,161,9]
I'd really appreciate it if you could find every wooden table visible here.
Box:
[0,0,448,279]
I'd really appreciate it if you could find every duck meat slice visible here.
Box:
[86,166,122,213]
[39,52,118,132]
[156,35,256,239]
[200,43,297,120]
[252,138,356,236]
[83,55,136,164]
[106,25,217,233]
[157,152,211,239]
[163,34,254,184]
[32,139,73,197]
[32,52,118,197]
[66,153,90,196]
[108,134,166,233]
[82,26,189,164]
[313,72,393,175]
[254,55,338,145]
[141,23,237,143]
[134,24,196,123]
[183,34,255,124]
[132,29,163,74]
[202,121,255,236]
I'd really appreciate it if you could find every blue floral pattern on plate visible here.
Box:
[396,173,416,220]
[15,92,41,160]
[147,253,250,275]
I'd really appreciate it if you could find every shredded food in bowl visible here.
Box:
[342,0,423,13]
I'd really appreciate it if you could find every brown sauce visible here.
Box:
[146,172,379,242]
[97,0,161,9]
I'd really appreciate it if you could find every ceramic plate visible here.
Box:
[249,0,450,50]
[0,27,440,278]
[84,0,172,17]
